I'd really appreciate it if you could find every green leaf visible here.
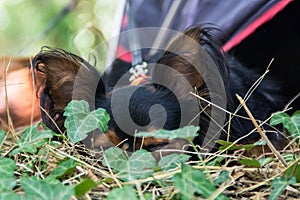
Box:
[74,179,97,197]
[46,159,77,182]
[173,164,227,200]
[269,177,289,200]
[254,139,266,146]
[258,157,273,167]
[0,158,16,178]
[136,126,199,141]
[270,111,300,138]
[287,111,300,138]
[283,153,299,163]
[270,112,290,126]
[240,158,261,167]
[0,192,21,200]
[107,186,138,200]
[119,150,156,181]
[158,154,190,171]
[214,170,229,185]
[0,177,16,192]
[103,147,156,181]
[144,193,154,200]
[206,156,225,167]
[64,100,110,144]
[21,176,74,200]
[217,140,255,151]
[0,129,6,145]
[102,147,128,171]
[9,126,53,156]
[284,163,300,182]
[119,151,155,181]
[288,176,297,184]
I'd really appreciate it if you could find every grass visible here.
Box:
[0,97,300,200]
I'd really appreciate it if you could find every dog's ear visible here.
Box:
[152,26,205,99]
[32,48,103,132]
[152,26,229,99]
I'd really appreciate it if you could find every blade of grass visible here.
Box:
[236,94,287,167]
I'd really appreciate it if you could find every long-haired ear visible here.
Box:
[152,25,229,98]
[32,47,103,132]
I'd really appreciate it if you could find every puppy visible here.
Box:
[0,57,41,131]
[32,26,286,155]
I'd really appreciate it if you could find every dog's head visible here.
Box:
[32,48,104,132]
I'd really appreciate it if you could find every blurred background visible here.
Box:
[0,0,117,70]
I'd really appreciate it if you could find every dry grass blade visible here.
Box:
[46,144,112,178]
[284,92,300,110]
[236,94,288,167]
[2,57,16,137]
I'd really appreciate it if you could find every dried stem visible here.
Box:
[236,94,288,167]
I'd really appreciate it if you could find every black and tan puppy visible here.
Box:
[32,26,286,155]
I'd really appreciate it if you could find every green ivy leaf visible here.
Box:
[173,164,227,200]
[286,111,300,138]
[46,159,77,182]
[270,112,290,126]
[158,154,191,171]
[258,157,273,167]
[0,158,16,178]
[64,100,110,144]
[288,176,297,184]
[254,139,266,146]
[119,150,156,181]
[102,147,128,171]
[240,158,261,167]
[136,126,199,141]
[144,193,154,200]
[217,140,255,151]
[284,163,300,182]
[107,186,138,200]
[214,170,229,185]
[21,176,74,200]
[283,153,299,163]
[103,147,156,181]
[0,178,16,192]
[74,179,97,197]
[0,159,16,193]
[0,192,21,200]
[269,177,295,200]
[206,156,225,167]
[270,111,300,138]
[9,125,53,156]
